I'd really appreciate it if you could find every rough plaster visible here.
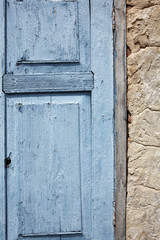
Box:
[127,1,160,239]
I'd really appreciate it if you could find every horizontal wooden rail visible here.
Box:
[3,72,94,93]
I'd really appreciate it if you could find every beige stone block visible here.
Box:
[127,204,160,239]
[127,1,160,240]
[127,6,160,52]
[127,47,160,115]
[127,0,160,8]
[129,109,160,146]
[128,143,160,190]
[127,184,160,208]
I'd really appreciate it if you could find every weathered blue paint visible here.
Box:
[91,0,114,239]
[7,93,92,240]
[3,72,94,93]
[0,0,6,239]
[8,0,80,64]
[7,0,90,75]
[0,0,114,240]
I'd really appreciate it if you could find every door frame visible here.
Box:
[0,0,127,239]
[114,0,127,240]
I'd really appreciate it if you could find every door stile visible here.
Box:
[91,0,114,239]
[0,0,6,239]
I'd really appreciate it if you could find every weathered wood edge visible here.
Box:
[0,0,6,239]
[91,0,114,239]
[16,60,80,65]
[114,0,127,239]
[22,231,82,237]
[3,72,94,93]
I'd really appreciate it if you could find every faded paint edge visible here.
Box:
[0,0,6,239]
[114,0,127,239]
[91,0,115,239]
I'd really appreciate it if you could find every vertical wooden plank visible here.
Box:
[0,0,6,239]
[62,93,92,240]
[91,0,114,239]
[6,95,61,240]
[114,1,127,239]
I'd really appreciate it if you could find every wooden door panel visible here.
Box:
[7,0,90,74]
[6,93,92,240]
[7,0,79,64]
[0,0,115,239]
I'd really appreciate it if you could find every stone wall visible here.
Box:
[127,0,160,239]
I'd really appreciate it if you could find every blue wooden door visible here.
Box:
[0,0,114,239]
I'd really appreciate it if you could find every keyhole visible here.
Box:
[5,153,12,166]
[5,157,11,166]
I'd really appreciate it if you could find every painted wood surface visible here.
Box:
[8,0,79,63]
[0,0,115,240]
[3,73,94,93]
[91,0,114,239]
[7,0,90,75]
[0,0,6,239]
[6,93,92,240]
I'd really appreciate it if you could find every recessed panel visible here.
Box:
[6,0,91,74]
[7,101,82,236]
[7,0,79,65]
[6,93,92,240]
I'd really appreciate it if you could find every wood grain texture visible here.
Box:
[7,102,82,235]
[6,93,92,240]
[0,0,6,239]
[91,0,114,239]
[7,0,90,75]
[114,0,127,239]
[8,0,79,63]
[2,1,118,239]
[3,73,94,93]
